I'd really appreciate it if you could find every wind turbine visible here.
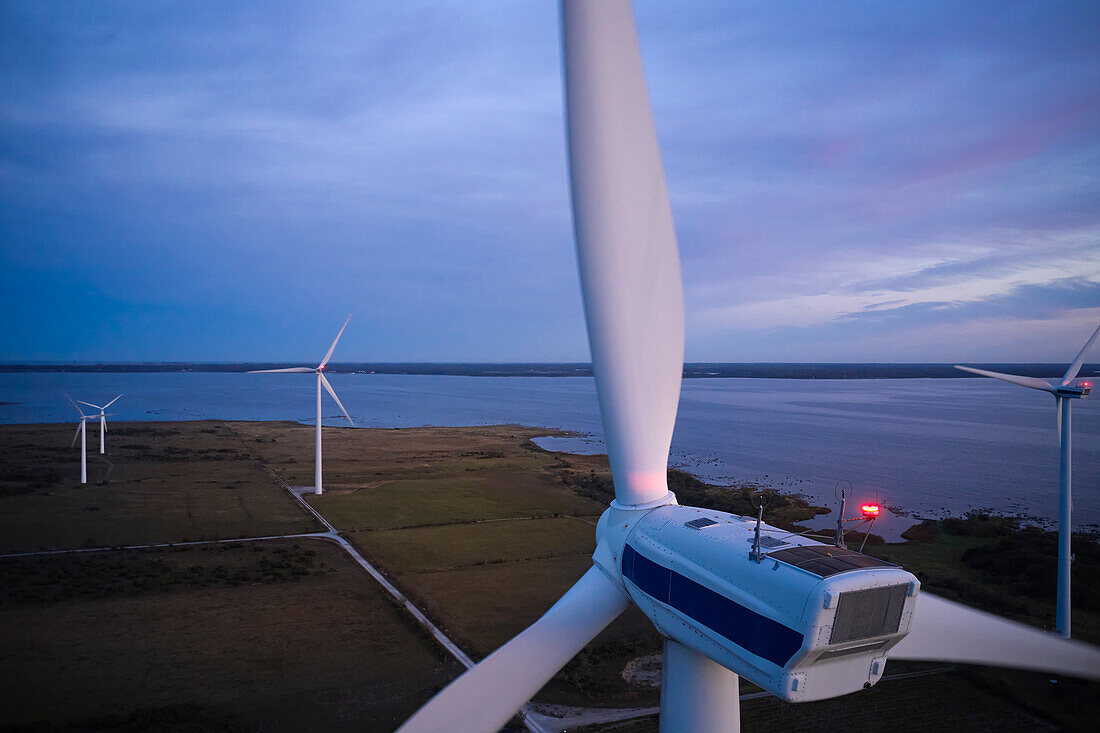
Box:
[397,3,1100,731]
[248,315,354,495]
[956,322,1099,638]
[77,394,123,455]
[65,395,91,484]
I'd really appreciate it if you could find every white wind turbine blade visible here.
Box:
[397,567,629,733]
[403,5,671,730]
[890,593,1100,679]
[71,421,82,449]
[954,365,1056,393]
[318,313,351,369]
[246,366,314,373]
[64,394,85,415]
[103,394,123,409]
[1061,321,1100,385]
[563,0,683,508]
[319,373,353,426]
[77,400,104,410]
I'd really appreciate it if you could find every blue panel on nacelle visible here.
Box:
[623,543,804,668]
[669,570,804,666]
[623,543,670,603]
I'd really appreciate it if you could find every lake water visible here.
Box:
[1,372,1096,539]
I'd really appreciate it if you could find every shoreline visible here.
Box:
[5,374,1097,536]
[2,362,1093,380]
[4,416,1087,542]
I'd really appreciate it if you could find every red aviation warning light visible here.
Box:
[860,503,881,518]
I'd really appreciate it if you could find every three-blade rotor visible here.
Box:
[246,314,354,426]
[77,394,123,413]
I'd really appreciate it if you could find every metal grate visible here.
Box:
[685,517,719,530]
[829,585,908,644]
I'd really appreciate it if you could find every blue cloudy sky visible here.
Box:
[1,0,1098,363]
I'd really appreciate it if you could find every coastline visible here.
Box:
[2,418,1096,732]
[2,361,1092,380]
[6,372,1094,533]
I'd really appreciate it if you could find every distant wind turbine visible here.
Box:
[77,395,122,454]
[956,321,1100,638]
[65,395,91,484]
[248,315,354,495]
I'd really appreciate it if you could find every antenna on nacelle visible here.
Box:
[834,480,852,549]
[750,491,771,563]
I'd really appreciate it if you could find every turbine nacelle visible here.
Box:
[1055,379,1090,399]
[593,503,917,703]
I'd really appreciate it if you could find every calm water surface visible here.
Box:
[1,373,1096,538]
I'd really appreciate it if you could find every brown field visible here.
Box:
[0,420,1096,731]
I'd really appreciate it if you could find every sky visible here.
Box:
[1,0,1098,363]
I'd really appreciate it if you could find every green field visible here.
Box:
[352,516,597,573]
[238,421,667,707]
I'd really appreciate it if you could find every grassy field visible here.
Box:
[354,516,596,572]
[234,421,671,708]
[1,419,1096,731]
[0,538,462,732]
[0,421,318,552]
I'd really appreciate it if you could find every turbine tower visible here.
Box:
[66,395,91,484]
[956,321,1099,638]
[397,4,1100,731]
[249,315,354,495]
[77,394,123,454]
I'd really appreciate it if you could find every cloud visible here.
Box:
[1,1,1098,361]
[691,227,1100,344]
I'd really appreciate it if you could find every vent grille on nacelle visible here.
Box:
[829,584,908,644]
[750,535,789,549]
[684,517,719,530]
